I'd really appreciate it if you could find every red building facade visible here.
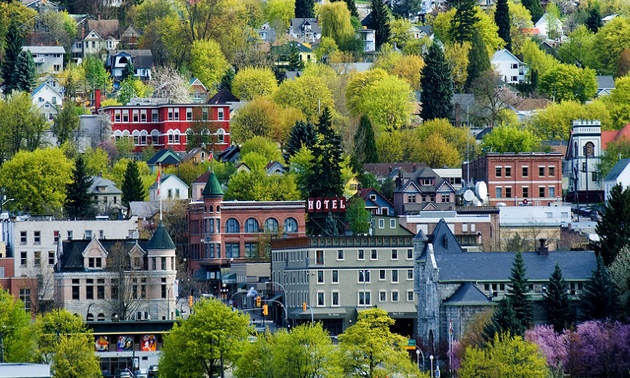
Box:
[101,103,231,153]
[463,152,563,206]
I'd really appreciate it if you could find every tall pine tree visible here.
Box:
[483,298,522,340]
[579,255,619,320]
[295,0,315,18]
[543,263,573,333]
[448,0,479,44]
[595,183,630,266]
[121,160,145,215]
[521,0,543,23]
[366,0,391,50]
[1,21,24,93]
[585,5,603,33]
[65,156,96,220]
[284,120,317,163]
[464,30,491,93]
[352,115,378,167]
[494,0,511,51]
[11,50,36,92]
[507,252,533,333]
[420,42,453,120]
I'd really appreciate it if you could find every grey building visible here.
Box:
[22,46,65,74]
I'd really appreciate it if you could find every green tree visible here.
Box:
[392,0,422,19]
[117,78,151,105]
[233,332,275,378]
[333,0,359,18]
[507,252,532,334]
[421,42,453,121]
[263,0,295,29]
[83,56,110,92]
[319,1,355,51]
[557,25,597,69]
[609,245,630,318]
[11,50,36,92]
[596,183,630,266]
[0,289,36,363]
[231,67,278,101]
[459,333,549,377]
[121,60,135,81]
[521,0,543,22]
[272,324,340,377]
[594,16,630,75]
[51,333,101,378]
[1,20,23,93]
[346,196,370,234]
[579,255,619,320]
[294,0,314,18]
[274,75,335,122]
[603,75,630,129]
[0,148,73,215]
[160,298,250,377]
[416,118,475,162]
[121,160,145,213]
[34,309,90,363]
[528,100,611,141]
[240,136,283,163]
[483,298,523,341]
[338,308,420,378]
[600,138,630,178]
[231,97,303,145]
[543,263,573,333]
[353,115,379,166]
[585,3,603,34]
[287,42,305,71]
[449,0,479,44]
[433,7,504,56]
[284,120,317,163]
[366,0,391,50]
[539,64,597,103]
[53,102,80,146]
[481,124,541,153]
[494,0,511,51]
[307,107,343,198]
[465,30,491,92]
[190,39,230,91]
[0,91,47,163]
[65,156,96,220]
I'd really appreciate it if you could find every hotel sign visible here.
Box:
[307,197,346,213]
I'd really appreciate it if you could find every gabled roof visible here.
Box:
[604,158,630,181]
[491,49,523,64]
[364,163,427,179]
[110,49,153,68]
[290,18,321,34]
[422,219,464,257]
[59,239,150,271]
[147,149,181,166]
[31,82,63,98]
[217,145,240,163]
[443,282,493,306]
[514,98,551,111]
[148,222,176,250]
[87,19,120,39]
[596,75,615,90]
[23,45,66,54]
[208,88,239,104]
[89,176,122,195]
[601,123,630,150]
[148,173,189,190]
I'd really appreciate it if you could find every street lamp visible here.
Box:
[1,198,13,214]
[416,347,425,372]
[430,355,434,378]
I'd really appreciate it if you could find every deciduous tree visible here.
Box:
[231,67,278,101]
[481,124,541,153]
[53,102,80,146]
[272,324,340,377]
[319,1,355,50]
[346,196,371,234]
[421,42,453,121]
[0,91,47,163]
[51,333,101,378]
[263,0,295,29]
[150,65,191,103]
[0,289,36,362]
[274,75,335,122]
[189,39,230,91]
[528,100,611,141]
[539,64,597,103]
[594,16,630,75]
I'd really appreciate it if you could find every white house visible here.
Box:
[22,46,65,74]
[356,29,376,53]
[32,83,63,122]
[534,13,563,40]
[491,49,528,84]
[149,174,190,202]
[604,159,630,200]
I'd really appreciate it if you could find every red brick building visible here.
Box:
[101,102,231,153]
[187,172,306,293]
[463,152,563,206]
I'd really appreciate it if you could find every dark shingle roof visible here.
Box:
[444,282,493,306]
[148,222,176,250]
[147,149,181,165]
[208,88,240,104]
[60,239,150,271]
[596,75,615,89]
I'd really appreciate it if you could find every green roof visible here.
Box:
[202,171,224,198]
[148,222,176,250]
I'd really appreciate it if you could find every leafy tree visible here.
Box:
[433,8,503,56]
[392,0,422,18]
[117,78,151,105]
[421,42,453,121]
[225,169,301,201]
[34,309,90,363]
[507,252,533,333]
[65,156,96,220]
[595,183,630,266]
[543,264,573,333]
[272,324,340,377]
[232,97,303,146]
[0,148,73,215]
[121,160,145,213]
[284,120,317,162]
[294,0,314,18]
[121,60,135,81]
[594,16,630,75]
[0,289,36,362]
[83,56,110,92]
[366,0,391,50]
[494,0,511,51]
[288,146,315,198]
[346,196,370,234]
[481,124,541,153]
[483,298,522,340]
[233,331,275,378]
[464,31,491,92]
[53,102,80,146]
[416,118,475,161]
[579,255,619,320]
[414,133,461,167]
[51,333,101,378]
[539,64,597,103]
[445,41,471,92]
[240,136,283,163]
[353,115,378,167]
[521,0,543,22]
[274,75,335,122]
[374,53,425,92]
[603,75,630,129]
[338,308,420,378]
[585,4,603,33]
[528,100,611,141]
[600,138,630,178]
[319,1,356,51]
[616,49,630,77]
[608,245,630,318]
[263,0,295,29]
[0,91,47,163]
[557,25,597,69]
[190,38,230,91]
[150,65,191,103]
[11,50,36,92]
[448,0,479,44]
[231,67,278,101]
[1,20,23,93]
[459,333,549,377]
[160,298,251,378]
[332,0,359,18]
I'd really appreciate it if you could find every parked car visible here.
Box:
[147,365,158,378]
[101,370,114,378]
[116,369,133,378]
[133,370,148,378]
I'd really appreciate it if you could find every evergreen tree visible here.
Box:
[420,42,454,121]
[585,5,603,33]
[65,156,96,220]
[483,298,522,340]
[295,0,315,18]
[1,21,24,92]
[284,120,317,163]
[309,107,343,198]
[464,30,491,93]
[218,67,235,91]
[507,252,533,332]
[595,183,630,266]
[352,115,379,167]
[121,60,135,81]
[543,263,573,333]
[121,160,145,214]
[494,0,511,51]
[579,255,619,320]
[366,0,391,50]
[448,0,479,44]
[393,0,423,19]
[288,43,305,71]
[521,0,543,23]
[11,50,36,93]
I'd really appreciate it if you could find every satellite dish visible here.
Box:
[463,189,474,202]
[475,181,488,200]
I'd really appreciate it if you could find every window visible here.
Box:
[378,219,384,229]
[549,187,555,198]
[168,108,173,120]
[407,269,413,280]
[441,194,450,203]
[175,189,180,198]
[511,76,518,82]
[244,243,257,258]
[316,250,324,264]
[505,167,512,177]
[522,166,528,177]
[407,194,416,203]
[20,252,27,266]
[123,111,129,122]
[407,249,413,259]
[358,291,371,306]
[392,291,399,302]
[505,187,512,198]
[358,270,370,283]
[317,292,324,306]
[495,167,502,177]
[331,292,339,306]
[86,279,94,300]
[68,230,73,240]
[379,291,387,302]
[337,250,344,260]
[151,131,159,144]
[34,251,40,266]
[225,218,240,233]
[20,231,27,244]
[392,270,399,283]
[161,257,166,270]
[115,110,121,122]
[244,218,259,233]
[511,63,518,69]
[186,108,192,120]
[522,187,529,198]
[496,187,502,198]
[97,279,105,299]
[407,291,414,301]
[391,249,398,260]
[264,218,279,233]
[539,186,545,197]
[19,289,31,312]
[358,249,365,260]
[379,269,386,280]
[218,109,224,120]
[202,107,209,121]
[226,243,240,258]
[371,249,378,260]
[332,270,339,283]
[72,279,80,300]
[161,278,167,298]
[152,109,158,122]
[284,218,298,233]
[390,219,396,228]
[141,110,147,122]
[48,251,55,265]
[592,172,598,182]
[539,166,545,176]
[317,270,324,283]
[584,142,595,157]
[54,231,59,242]
[548,166,555,176]
[133,110,139,122]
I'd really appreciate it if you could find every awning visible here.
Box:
[373,304,417,319]
[221,272,237,284]
[290,307,347,319]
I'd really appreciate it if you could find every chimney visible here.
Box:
[95,88,101,111]
[538,238,548,255]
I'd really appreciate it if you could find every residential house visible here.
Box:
[271,42,316,67]
[107,50,153,81]
[266,161,287,175]
[433,169,463,191]
[491,49,528,84]
[450,93,475,127]
[596,75,615,97]
[181,145,213,165]
[463,152,563,206]
[120,25,141,49]
[89,175,123,217]
[22,46,65,74]
[255,23,276,44]
[565,120,605,202]
[32,83,63,122]
[392,166,458,214]
[289,18,321,44]
[513,99,551,123]
[357,188,395,216]
[603,158,630,200]
[149,174,190,201]
[71,20,120,61]
[147,149,182,173]
[408,25,432,40]
[188,78,209,104]
[415,220,596,346]
[534,13,563,40]
[356,29,376,53]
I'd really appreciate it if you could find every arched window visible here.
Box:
[217,128,225,143]
[208,205,213,213]
[584,142,595,157]
[264,218,279,233]
[225,218,240,233]
[284,218,298,233]
[86,313,94,321]
[97,313,105,321]
[151,129,159,145]
[244,218,259,233]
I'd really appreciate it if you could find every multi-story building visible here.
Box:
[491,49,528,84]
[22,46,65,74]
[463,152,563,206]
[100,101,231,153]
[392,166,458,214]
[107,50,153,81]
[71,20,120,61]
[89,175,124,217]
[566,120,605,202]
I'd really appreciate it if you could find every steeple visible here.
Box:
[202,171,224,198]
[148,222,176,250]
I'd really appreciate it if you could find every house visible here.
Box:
[450,93,476,127]
[181,145,213,165]
[255,22,276,44]
[89,175,123,217]
[513,98,551,123]
[356,29,376,53]
[71,20,120,61]
[603,158,630,200]
[357,188,396,216]
[463,152,563,206]
[22,46,65,74]
[491,49,528,84]
[266,161,287,175]
[146,149,182,173]
[149,174,190,201]
[271,42,316,67]
[415,220,596,346]
[32,82,63,122]
[596,75,615,97]
[408,25,432,40]
[120,25,141,49]
[565,120,605,202]
[392,166,458,214]
[107,50,153,81]
[188,78,209,104]
[535,13,563,39]
[289,18,321,44]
